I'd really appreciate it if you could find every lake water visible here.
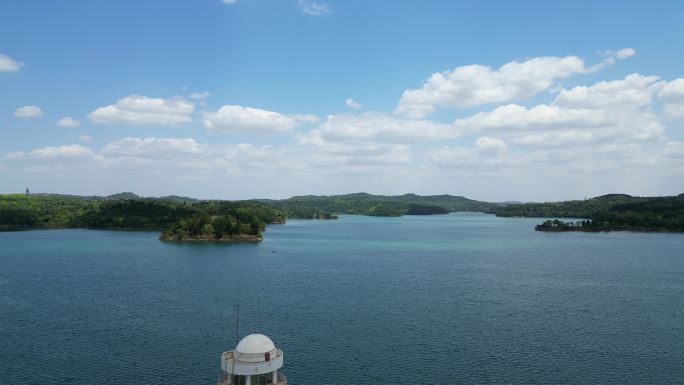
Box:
[1,213,683,384]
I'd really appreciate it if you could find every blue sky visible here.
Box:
[1,0,684,200]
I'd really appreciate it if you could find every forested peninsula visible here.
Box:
[491,194,684,232]
[1,192,683,239]
[0,193,285,242]
[527,195,684,232]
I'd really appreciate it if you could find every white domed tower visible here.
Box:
[217,334,286,385]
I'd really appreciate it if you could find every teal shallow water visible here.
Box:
[1,213,683,384]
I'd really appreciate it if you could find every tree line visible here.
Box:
[0,194,286,239]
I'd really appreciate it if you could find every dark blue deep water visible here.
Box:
[1,213,683,384]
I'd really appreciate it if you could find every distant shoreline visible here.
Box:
[535,219,684,233]
[159,233,263,242]
[2,192,683,236]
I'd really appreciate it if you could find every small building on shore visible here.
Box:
[217,334,286,385]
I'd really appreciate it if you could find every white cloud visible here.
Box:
[289,114,320,124]
[0,53,21,72]
[589,48,637,72]
[554,73,663,109]
[298,112,461,146]
[202,105,311,133]
[30,145,94,159]
[101,137,204,157]
[221,143,279,161]
[297,132,414,167]
[426,137,537,168]
[456,103,662,146]
[663,141,684,158]
[452,74,665,146]
[456,104,598,130]
[427,146,477,166]
[658,78,684,118]
[396,55,587,118]
[14,105,43,118]
[221,0,238,4]
[396,51,636,118]
[345,98,363,109]
[189,91,210,101]
[7,137,284,170]
[4,132,679,201]
[7,137,295,179]
[427,146,530,168]
[313,144,413,166]
[614,48,636,59]
[89,95,194,125]
[57,116,81,127]
[426,141,662,177]
[7,144,95,160]
[475,136,507,153]
[294,112,470,169]
[298,0,330,15]
[5,151,25,160]
[79,135,93,142]
[3,46,683,201]
[25,165,69,174]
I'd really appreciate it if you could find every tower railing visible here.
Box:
[220,349,284,375]
[217,373,287,385]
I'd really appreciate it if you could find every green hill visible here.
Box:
[262,192,496,218]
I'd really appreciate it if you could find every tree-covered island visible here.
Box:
[160,214,265,242]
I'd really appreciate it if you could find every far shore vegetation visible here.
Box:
[1,192,683,240]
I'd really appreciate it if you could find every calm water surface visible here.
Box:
[1,213,683,384]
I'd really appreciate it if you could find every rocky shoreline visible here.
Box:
[534,219,682,233]
[159,233,263,242]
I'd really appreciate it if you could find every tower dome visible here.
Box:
[219,333,286,385]
[236,334,276,355]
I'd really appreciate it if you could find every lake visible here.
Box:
[1,213,683,384]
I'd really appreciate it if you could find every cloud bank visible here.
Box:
[89,95,194,125]
[7,49,684,200]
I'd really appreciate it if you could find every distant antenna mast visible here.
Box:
[233,304,239,385]
[235,304,240,344]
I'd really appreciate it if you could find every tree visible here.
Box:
[201,223,214,237]
[250,218,262,235]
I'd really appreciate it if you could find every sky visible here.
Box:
[1,0,684,201]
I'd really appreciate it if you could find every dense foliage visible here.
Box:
[0,207,38,228]
[192,200,286,224]
[488,194,639,218]
[532,195,684,232]
[71,199,197,229]
[161,213,264,241]
[0,194,98,228]
[587,195,684,231]
[263,192,492,217]
[405,204,449,215]
[3,192,682,235]
[0,194,285,239]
